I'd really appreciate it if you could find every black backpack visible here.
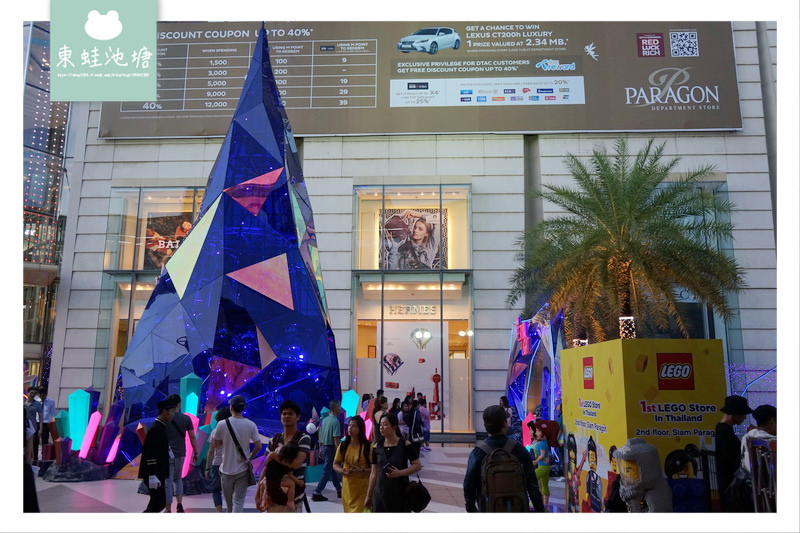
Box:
[477,439,529,512]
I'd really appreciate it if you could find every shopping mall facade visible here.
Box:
[33,21,776,434]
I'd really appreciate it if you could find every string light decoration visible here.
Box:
[725,363,777,437]
[40,344,53,390]
[23,23,69,266]
[618,316,636,339]
[23,23,67,394]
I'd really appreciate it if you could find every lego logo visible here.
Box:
[656,353,694,390]
[659,363,692,379]
[582,356,594,389]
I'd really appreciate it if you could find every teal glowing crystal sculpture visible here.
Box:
[119,24,340,435]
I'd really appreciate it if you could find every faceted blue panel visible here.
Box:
[120,24,341,436]
[109,417,152,477]
[181,279,223,349]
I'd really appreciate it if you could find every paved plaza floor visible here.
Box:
[34,444,566,513]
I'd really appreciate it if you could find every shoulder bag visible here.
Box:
[397,439,430,512]
[410,411,424,443]
[405,472,431,512]
[226,418,257,486]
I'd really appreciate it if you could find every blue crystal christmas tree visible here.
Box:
[120,24,340,433]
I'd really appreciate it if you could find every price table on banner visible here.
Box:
[117,38,377,114]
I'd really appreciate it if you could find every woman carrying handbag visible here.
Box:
[364,413,422,512]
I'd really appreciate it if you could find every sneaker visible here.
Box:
[311,493,328,502]
[176,503,184,513]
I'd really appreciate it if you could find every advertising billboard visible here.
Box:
[99,21,742,137]
[561,338,726,512]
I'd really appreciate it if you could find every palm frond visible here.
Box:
[507,137,745,338]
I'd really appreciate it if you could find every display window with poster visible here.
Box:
[104,187,204,271]
[354,184,469,271]
[380,208,447,270]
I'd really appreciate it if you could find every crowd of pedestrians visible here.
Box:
[134,388,435,513]
[23,385,775,515]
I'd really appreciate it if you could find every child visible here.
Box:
[529,421,551,508]
[264,442,302,511]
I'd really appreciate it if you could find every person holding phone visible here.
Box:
[364,413,422,512]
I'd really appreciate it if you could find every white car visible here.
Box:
[397,27,461,55]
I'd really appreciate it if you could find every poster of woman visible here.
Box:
[381,208,447,270]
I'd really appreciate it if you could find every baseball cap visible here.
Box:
[229,395,246,410]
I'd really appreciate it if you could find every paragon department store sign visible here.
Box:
[99,21,742,137]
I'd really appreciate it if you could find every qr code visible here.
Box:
[670,31,699,57]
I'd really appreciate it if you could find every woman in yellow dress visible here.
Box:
[333,416,372,512]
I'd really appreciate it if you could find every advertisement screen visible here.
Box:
[99,21,742,137]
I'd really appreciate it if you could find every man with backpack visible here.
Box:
[463,405,544,512]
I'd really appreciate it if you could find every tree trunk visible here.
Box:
[611,256,633,317]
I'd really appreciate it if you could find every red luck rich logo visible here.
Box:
[637,33,664,57]
[657,353,695,390]
[583,356,594,389]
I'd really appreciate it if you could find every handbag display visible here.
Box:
[225,418,257,486]
[404,473,431,512]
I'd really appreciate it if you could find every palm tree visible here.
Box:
[507,138,745,341]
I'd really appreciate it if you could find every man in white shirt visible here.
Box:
[38,387,57,450]
[214,395,263,512]
[741,404,776,473]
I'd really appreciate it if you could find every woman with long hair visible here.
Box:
[372,396,388,428]
[360,393,372,413]
[383,209,441,270]
[397,216,438,270]
[389,398,402,416]
[333,416,372,512]
[499,396,512,425]
[364,413,421,512]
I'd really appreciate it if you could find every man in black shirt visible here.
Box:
[139,399,177,513]
[714,394,752,511]
[163,394,199,513]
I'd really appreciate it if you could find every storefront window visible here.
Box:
[100,187,203,405]
[354,185,470,271]
[105,187,204,270]
[353,184,473,433]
